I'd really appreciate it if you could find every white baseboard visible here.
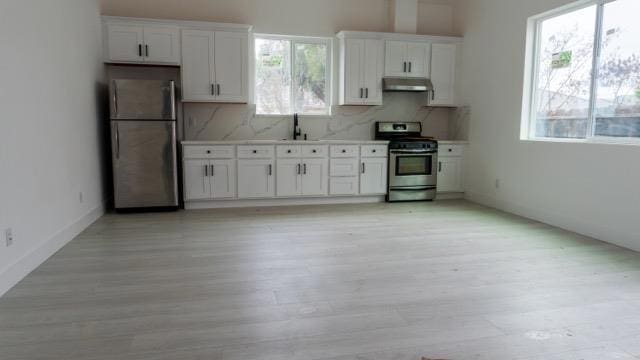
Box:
[465,191,640,253]
[185,196,386,209]
[0,202,105,297]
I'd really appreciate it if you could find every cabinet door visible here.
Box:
[214,32,248,102]
[211,159,236,199]
[406,42,430,78]
[276,159,302,197]
[362,39,384,105]
[238,159,275,199]
[106,24,144,63]
[360,158,388,195]
[302,158,328,196]
[184,159,211,200]
[181,30,215,101]
[143,26,180,64]
[384,41,407,77]
[343,39,365,105]
[437,157,463,193]
[430,43,456,106]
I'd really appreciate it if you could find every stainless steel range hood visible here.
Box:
[383,77,433,92]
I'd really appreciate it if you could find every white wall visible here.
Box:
[0,0,106,296]
[101,0,462,36]
[459,0,640,251]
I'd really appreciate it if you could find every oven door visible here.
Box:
[389,149,438,188]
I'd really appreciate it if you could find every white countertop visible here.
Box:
[182,140,390,145]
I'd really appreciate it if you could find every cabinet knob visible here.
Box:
[206,150,211,154]
[342,149,346,153]
[253,150,257,154]
[372,149,376,153]
[287,149,292,153]
[312,149,317,153]
[449,149,453,152]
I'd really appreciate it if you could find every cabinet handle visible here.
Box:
[268,164,272,176]
[303,163,307,175]
[362,162,366,174]
[210,165,214,176]
[138,44,143,57]
[438,162,442,172]
[365,88,369,99]
[145,44,149,57]
[360,88,363,99]
[408,62,412,73]
[297,163,301,175]
[211,84,215,96]
[204,164,208,177]
[217,84,221,95]
[432,89,435,101]
[403,62,407,72]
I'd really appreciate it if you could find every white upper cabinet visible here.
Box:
[181,30,216,101]
[181,30,248,103]
[105,22,179,65]
[429,43,457,107]
[384,41,430,78]
[142,26,181,64]
[213,32,248,102]
[339,36,384,106]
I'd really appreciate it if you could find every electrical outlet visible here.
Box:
[79,191,84,204]
[5,228,14,247]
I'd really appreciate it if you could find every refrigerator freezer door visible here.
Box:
[111,120,178,209]
[110,79,176,120]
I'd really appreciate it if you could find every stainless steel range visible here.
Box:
[375,122,438,202]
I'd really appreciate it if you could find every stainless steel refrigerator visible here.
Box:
[109,79,178,210]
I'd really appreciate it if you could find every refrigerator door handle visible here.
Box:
[169,81,176,120]
[115,122,120,159]
[112,81,118,116]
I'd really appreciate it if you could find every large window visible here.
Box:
[254,35,331,115]
[525,0,640,141]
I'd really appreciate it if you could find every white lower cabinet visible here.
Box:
[276,158,302,197]
[301,158,329,196]
[183,159,236,200]
[360,157,388,195]
[184,159,211,200]
[276,157,328,197]
[437,144,465,193]
[237,159,274,199]
[183,143,389,206]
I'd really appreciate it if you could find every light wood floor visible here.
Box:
[2,200,640,360]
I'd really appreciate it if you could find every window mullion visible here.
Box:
[587,2,605,139]
[290,40,296,115]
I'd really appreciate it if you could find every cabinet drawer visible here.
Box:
[330,177,359,196]
[439,145,464,157]
[276,145,302,158]
[301,145,328,158]
[330,158,359,177]
[237,145,275,159]
[184,145,235,159]
[330,145,359,158]
[361,145,388,158]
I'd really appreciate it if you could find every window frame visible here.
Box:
[253,33,332,117]
[523,0,640,145]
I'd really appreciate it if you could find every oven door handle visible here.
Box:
[390,186,436,191]
[390,150,437,155]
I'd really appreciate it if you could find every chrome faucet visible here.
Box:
[293,113,302,140]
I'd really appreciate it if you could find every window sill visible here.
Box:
[521,137,640,147]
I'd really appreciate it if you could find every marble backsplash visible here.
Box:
[183,92,470,141]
